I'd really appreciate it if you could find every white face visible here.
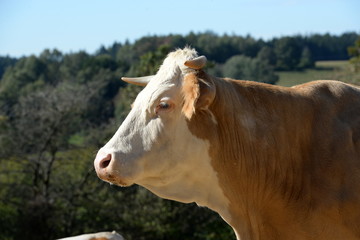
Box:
[94,50,232,224]
[94,65,210,192]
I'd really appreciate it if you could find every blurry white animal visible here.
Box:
[56,231,124,240]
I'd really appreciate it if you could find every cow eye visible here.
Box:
[158,102,170,109]
[156,100,173,115]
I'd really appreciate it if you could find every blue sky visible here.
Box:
[0,0,359,57]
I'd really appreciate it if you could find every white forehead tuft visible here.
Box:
[165,47,199,70]
[151,47,199,86]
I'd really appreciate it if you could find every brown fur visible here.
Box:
[182,73,200,119]
[182,72,216,119]
[182,72,360,240]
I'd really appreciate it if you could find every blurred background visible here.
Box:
[0,0,359,239]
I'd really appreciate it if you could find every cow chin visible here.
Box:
[103,175,134,187]
[96,170,135,187]
[113,180,133,187]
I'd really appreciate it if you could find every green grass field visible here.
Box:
[276,61,356,87]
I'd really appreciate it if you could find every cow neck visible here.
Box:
[188,77,316,239]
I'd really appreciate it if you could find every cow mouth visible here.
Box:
[116,180,133,187]
[106,177,133,187]
[97,171,133,187]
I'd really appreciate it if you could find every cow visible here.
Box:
[57,231,124,240]
[94,47,360,240]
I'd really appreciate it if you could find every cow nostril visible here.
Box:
[99,154,112,169]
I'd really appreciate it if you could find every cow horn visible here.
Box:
[121,76,154,86]
[184,56,207,70]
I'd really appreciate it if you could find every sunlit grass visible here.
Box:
[276,61,352,87]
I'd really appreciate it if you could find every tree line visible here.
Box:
[0,32,358,240]
[98,31,358,68]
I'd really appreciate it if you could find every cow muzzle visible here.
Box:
[94,150,130,186]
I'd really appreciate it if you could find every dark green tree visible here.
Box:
[223,55,278,84]
[0,82,98,240]
[273,37,302,70]
[0,56,17,79]
[298,46,315,69]
[257,46,276,66]
[348,38,360,72]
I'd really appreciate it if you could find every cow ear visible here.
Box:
[182,72,216,119]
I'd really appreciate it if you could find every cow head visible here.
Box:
[94,48,217,202]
